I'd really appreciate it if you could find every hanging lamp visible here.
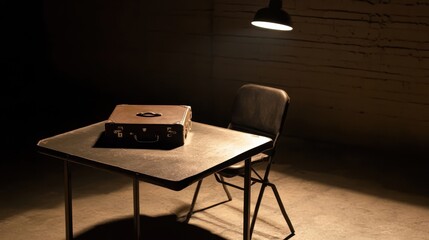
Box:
[251,0,293,31]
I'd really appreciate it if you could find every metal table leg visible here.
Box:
[133,177,140,240]
[64,161,73,240]
[243,158,251,240]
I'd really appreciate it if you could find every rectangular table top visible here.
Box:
[37,121,272,191]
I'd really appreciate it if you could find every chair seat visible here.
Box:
[219,153,269,178]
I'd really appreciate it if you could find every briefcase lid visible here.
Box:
[107,104,191,125]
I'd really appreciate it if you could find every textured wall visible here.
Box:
[209,0,429,153]
[41,0,428,153]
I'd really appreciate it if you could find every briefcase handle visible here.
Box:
[133,134,160,143]
[136,111,162,117]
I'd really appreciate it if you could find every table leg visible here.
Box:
[133,177,140,240]
[64,161,73,240]
[243,158,251,240]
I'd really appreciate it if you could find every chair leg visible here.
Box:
[184,179,203,223]
[250,182,295,239]
[218,175,233,201]
[185,175,233,223]
[270,183,295,237]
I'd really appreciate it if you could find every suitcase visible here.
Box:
[104,104,192,148]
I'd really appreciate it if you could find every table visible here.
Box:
[37,121,273,240]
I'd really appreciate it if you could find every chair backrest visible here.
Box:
[228,84,290,145]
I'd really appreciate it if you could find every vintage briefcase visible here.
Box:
[104,104,192,148]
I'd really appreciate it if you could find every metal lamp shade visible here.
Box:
[251,0,293,31]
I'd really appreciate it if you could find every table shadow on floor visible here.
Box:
[74,214,227,240]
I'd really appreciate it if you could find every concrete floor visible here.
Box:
[1,137,428,240]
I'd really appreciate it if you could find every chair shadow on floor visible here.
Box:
[74,214,227,240]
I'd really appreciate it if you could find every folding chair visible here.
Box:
[184,83,295,239]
